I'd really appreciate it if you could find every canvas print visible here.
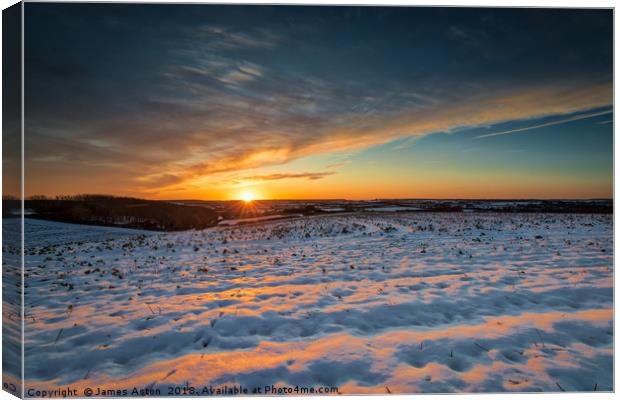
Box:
[1,3,614,398]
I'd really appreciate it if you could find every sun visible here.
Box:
[240,191,256,203]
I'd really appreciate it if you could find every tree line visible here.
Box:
[3,194,220,231]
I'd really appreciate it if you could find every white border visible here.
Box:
[19,1,24,398]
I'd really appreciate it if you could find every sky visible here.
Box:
[21,5,613,200]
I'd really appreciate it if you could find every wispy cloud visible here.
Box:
[229,171,335,185]
[326,161,350,169]
[218,69,259,85]
[221,171,336,186]
[191,26,281,50]
[475,109,612,139]
[27,77,612,197]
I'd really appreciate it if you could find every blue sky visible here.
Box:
[23,5,613,199]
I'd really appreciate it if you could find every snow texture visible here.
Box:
[6,213,613,394]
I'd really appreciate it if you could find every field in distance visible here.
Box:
[3,195,612,231]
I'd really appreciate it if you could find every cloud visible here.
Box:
[191,26,281,50]
[474,108,612,139]
[216,62,264,85]
[218,69,259,85]
[26,77,612,197]
[326,161,350,169]
[136,173,185,188]
[228,171,336,185]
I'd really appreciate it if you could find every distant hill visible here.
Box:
[2,196,612,232]
[3,195,219,231]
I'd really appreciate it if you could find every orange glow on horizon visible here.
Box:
[239,190,257,202]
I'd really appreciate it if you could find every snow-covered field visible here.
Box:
[10,213,613,394]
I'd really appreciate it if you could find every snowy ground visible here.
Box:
[10,213,613,394]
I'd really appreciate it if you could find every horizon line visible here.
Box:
[167,197,613,202]
[13,196,612,202]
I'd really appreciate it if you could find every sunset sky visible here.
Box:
[22,5,613,200]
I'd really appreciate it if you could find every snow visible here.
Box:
[9,213,613,394]
[24,218,151,246]
[218,214,303,226]
[365,206,422,212]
